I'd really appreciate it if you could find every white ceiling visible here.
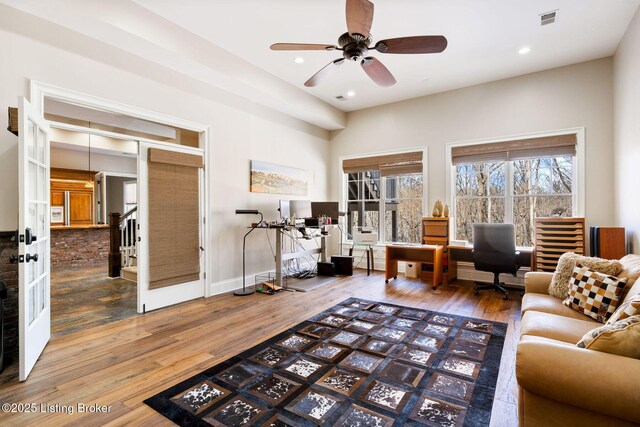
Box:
[133,0,640,111]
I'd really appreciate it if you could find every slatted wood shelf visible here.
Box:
[533,217,585,272]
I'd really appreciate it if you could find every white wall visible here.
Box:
[0,24,330,291]
[614,8,640,254]
[50,147,137,175]
[330,58,615,244]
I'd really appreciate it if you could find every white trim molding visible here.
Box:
[337,145,429,245]
[445,127,586,241]
[28,79,213,304]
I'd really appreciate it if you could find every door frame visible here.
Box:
[29,81,212,304]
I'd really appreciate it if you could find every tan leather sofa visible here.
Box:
[516,254,640,427]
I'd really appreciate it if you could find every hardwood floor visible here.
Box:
[0,270,521,426]
[50,265,137,336]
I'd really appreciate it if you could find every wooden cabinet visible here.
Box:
[50,168,96,226]
[421,217,455,283]
[534,217,585,272]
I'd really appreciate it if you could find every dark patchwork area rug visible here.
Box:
[144,298,507,426]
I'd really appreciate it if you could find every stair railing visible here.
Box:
[108,207,137,278]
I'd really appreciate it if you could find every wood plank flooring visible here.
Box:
[0,270,522,426]
[50,265,137,336]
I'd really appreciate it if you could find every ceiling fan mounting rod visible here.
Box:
[338,32,372,61]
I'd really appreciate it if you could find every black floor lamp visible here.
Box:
[235,209,263,296]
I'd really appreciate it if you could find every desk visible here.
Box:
[385,244,443,288]
[446,245,534,282]
[256,224,332,285]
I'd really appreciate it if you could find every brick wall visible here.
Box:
[51,228,110,268]
[0,233,18,357]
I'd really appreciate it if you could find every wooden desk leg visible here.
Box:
[433,247,443,289]
[385,249,396,283]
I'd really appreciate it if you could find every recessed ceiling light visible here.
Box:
[346,90,356,97]
[518,46,531,55]
[294,57,304,64]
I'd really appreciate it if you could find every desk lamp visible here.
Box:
[235,209,263,296]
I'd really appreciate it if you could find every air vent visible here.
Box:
[335,95,347,101]
[540,10,557,26]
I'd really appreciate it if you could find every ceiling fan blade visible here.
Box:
[374,36,448,54]
[361,57,396,87]
[346,0,374,37]
[305,58,345,87]
[271,43,337,51]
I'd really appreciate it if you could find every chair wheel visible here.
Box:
[473,289,479,295]
[394,276,397,279]
[385,280,389,284]
[503,293,509,300]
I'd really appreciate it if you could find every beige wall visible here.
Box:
[0,26,330,290]
[330,58,615,244]
[614,8,640,254]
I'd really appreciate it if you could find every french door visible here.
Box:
[18,97,51,381]
[137,141,206,312]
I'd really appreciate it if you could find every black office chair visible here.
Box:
[472,223,520,300]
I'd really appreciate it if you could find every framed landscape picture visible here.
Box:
[250,160,308,196]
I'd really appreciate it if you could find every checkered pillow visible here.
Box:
[606,294,640,325]
[563,263,627,323]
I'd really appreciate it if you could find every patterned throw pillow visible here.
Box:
[577,315,640,359]
[548,252,623,299]
[562,264,627,323]
[606,294,640,325]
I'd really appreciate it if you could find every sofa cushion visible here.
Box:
[607,294,640,324]
[548,252,623,299]
[562,264,627,323]
[521,311,595,343]
[619,254,640,302]
[522,293,600,321]
[577,315,640,359]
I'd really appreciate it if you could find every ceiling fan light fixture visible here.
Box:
[294,57,305,64]
[518,46,531,55]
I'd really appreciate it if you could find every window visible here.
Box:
[343,151,424,244]
[451,133,579,247]
[347,170,381,237]
[384,174,423,243]
[455,162,505,243]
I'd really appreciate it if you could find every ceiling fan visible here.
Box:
[270,0,448,88]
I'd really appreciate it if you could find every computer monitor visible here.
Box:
[278,200,291,219]
[289,200,312,219]
[311,201,339,223]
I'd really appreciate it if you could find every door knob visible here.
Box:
[25,227,37,245]
[25,253,38,263]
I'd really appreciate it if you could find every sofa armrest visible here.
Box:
[516,337,640,424]
[524,272,553,294]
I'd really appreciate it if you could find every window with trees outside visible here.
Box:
[344,151,424,244]
[454,153,575,247]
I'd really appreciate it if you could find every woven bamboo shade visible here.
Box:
[7,107,18,136]
[343,151,423,176]
[451,134,577,165]
[147,148,203,289]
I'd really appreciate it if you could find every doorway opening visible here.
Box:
[42,97,204,336]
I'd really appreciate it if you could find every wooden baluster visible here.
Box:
[108,212,121,278]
